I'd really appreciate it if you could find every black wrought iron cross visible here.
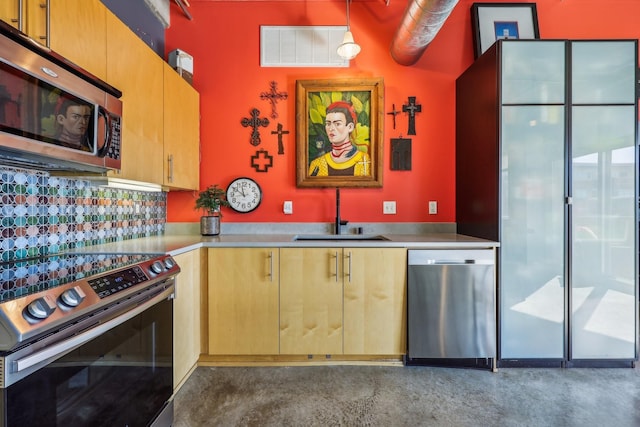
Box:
[387,103,401,130]
[241,108,270,146]
[251,149,273,172]
[260,81,288,119]
[271,123,289,155]
[402,96,422,135]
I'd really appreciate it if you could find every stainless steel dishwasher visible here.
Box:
[405,249,497,371]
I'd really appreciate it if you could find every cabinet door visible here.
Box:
[499,105,566,359]
[173,249,202,390]
[163,63,200,190]
[1,1,49,47]
[49,0,107,80]
[343,248,406,355]
[570,104,637,359]
[23,0,46,45]
[0,1,106,79]
[0,2,20,30]
[106,11,163,184]
[208,248,279,355]
[501,41,565,104]
[280,248,343,355]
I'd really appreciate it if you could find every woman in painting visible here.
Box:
[308,101,371,176]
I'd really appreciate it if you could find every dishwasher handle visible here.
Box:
[408,249,495,266]
[426,259,494,265]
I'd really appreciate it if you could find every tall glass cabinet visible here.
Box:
[456,39,638,367]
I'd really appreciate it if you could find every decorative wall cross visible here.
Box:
[387,104,401,130]
[260,81,288,119]
[251,149,273,172]
[402,96,422,135]
[271,123,289,155]
[241,108,270,146]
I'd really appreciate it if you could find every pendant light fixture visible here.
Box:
[337,0,361,60]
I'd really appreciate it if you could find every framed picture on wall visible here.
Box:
[296,77,384,188]
[471,3,540,58]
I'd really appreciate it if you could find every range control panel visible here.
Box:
[88,266,148,299]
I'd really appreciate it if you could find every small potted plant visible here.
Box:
[194,184,230,236]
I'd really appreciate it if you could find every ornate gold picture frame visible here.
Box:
[296,77,384,188]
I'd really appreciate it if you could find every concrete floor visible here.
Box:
[172,364,640,426]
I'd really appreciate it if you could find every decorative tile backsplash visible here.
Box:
[0,167,166,262]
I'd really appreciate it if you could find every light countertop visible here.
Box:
[69,232,498,257]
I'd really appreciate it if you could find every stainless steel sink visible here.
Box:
[293,234,389,241]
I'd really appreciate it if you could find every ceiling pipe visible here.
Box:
[390,0,459,66]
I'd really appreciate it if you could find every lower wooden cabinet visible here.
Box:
[206,247,407,358]
[343,248,406,355]
[280,248,344,355]
[173,249,202,390]
[207,248,279,355]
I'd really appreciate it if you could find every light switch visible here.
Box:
[429,201,437,215]
[283,201,293,214]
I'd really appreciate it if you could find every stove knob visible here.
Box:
[164,257,175,270]
[26,296,57,320]
[60,286,86,308]
[150,260,164,274]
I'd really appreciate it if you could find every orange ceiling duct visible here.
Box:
[390,0,459,66]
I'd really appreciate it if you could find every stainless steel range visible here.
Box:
[0,252,179,427]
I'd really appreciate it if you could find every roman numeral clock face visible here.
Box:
[226,177,262,213]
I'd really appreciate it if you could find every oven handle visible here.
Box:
[13,285,174,373]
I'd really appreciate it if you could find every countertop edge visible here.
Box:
[70,233,499,256]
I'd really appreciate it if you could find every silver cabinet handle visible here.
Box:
[43,0,50,47]
[346,251,352,283]
[14,0,23,31]
[334,251,339,282]
[268,251,273,282]
[167,154,174,183]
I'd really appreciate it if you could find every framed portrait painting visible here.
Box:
[296,77,384,188]
[471,3,540,58]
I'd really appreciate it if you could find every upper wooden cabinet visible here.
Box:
[163,62,200,190]
[105,10,164,185]
[49,0,107,80]
[0,0,47,44]
[1,2,200,189]
[1,0,107,80]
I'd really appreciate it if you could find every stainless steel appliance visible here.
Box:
[406,249,496,370]
[0,20,122,173]
[0,252,179,426]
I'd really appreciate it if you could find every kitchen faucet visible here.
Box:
[335,188,348,234]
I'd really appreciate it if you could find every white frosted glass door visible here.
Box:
[570,105,636,359]
[571,41,637,104]
[501,41,565,104]
[500,105,566,359]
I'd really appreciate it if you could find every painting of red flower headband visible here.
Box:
[296,78,384,188]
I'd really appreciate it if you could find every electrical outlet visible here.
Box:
[383,201,396,214]
[283,201,293,214]
[429,201,437,215]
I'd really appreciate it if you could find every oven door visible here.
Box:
[0,286,173,427]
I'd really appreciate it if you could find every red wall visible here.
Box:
[165,0,640,224]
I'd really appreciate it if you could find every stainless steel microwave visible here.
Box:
[0,20,122,173]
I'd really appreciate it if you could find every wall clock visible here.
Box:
[226,177,262,213]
